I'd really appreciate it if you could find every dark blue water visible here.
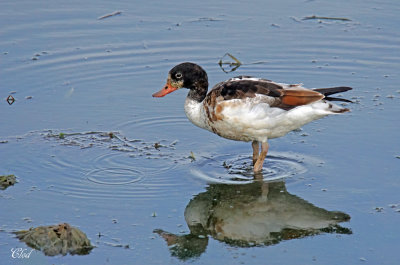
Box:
[1,0,399,264]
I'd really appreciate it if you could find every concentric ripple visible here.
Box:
[191,152,322,184]
[86,168,143,185]
[91,151,179,177]
[2,130,190,201]
[115,116,189,140]
[43,150,186,201]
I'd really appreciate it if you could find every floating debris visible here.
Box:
[248,61,268,65]
[218,53,242,73]
[189,151,196,161]
[303,15,351,21]
[190,17,222,23]
[222,161,232,169]
[0,175,17,190]
[98,11,122,20]
[14,223,93,256]
[25,96,33,100]
[4,130,191,169]
[22,217,33,223]
[0,140,8,144]
[290,16,302,23]
[65,87,75,98]
[103,241,129,248]
[170,140,179,146]
[154,142,162,150]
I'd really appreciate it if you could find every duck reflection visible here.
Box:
[154,181,351,260]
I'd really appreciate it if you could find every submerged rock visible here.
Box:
[14,223,93,256]
[0,174,17,190]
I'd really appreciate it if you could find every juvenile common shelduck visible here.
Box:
[153,62,352,173]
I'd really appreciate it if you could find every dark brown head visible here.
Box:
[152,62,209,102]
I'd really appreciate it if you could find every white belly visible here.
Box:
[184,96,337,143]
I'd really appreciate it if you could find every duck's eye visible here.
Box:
[175,72,183,79]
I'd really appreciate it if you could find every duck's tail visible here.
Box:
[311,86,353,113]
[314,86,353,103]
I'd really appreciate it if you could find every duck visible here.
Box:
[152,62,352,173]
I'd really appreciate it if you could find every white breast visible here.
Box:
[184,97,212,132]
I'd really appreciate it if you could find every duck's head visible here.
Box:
[153,62,208,101]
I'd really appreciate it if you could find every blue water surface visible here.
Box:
[1,0,399,264]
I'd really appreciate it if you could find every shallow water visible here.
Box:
[1,0,400,264]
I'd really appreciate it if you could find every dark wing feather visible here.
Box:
[211,77,283,100]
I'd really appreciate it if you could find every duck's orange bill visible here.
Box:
[152,81,178,97]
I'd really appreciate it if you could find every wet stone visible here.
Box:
[14,223,93,256]
[0,175,17,190]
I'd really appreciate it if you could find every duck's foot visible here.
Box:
[252,141,259,165]
[253,142,269,173]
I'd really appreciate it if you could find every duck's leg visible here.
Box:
[253,142,269,173]
[252,141,260,165]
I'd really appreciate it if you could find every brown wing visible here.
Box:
[280,89,324,106]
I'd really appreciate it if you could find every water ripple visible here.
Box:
[191,152,323,184]
[86,168,143,185]
[4,130,189,201]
